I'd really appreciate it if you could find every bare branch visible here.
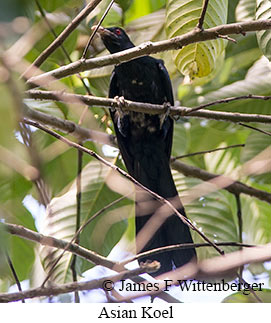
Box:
[121,242,255,266]
[171,144,245,160]
[239,123,271,136]
[25,90,271,124]
[172,160,271,203]
[184,94,271,115]
[4,223,116,269]
[26,19,271,87]
[119,244,271,303]
[0,262,158,303]
[5,254,25,303]
[23,104,116,146]
[82,0,115,58]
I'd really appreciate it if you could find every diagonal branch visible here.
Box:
[4,223,116,269]
[26,19,271,87]
[22,103,116,146]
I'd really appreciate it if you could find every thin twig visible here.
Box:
[171,144,245,161]
[120,242,254,266]
[184,95,271,115]
[239,123,271,136]
[197,0,210,30]
[82,0,115,58]
[5,253,25,303]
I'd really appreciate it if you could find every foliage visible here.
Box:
[0,0,270,303]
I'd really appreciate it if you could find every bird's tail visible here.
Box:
[134,153,196,276]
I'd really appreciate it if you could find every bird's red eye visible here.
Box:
[115,29,121,35]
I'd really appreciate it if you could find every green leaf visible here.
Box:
[256,0,271,60]
[115,0,133,12]
[172,171,239,261]
[241,124,271,163]
[235,0,256,21]
[40,160,133,283]
[172,123,189,156]
[38,0,85,14]
[0,202,36,290]
[191,56,271,114]
[222,288,271,303]
[125,0,152,23]
[166,0,228,80]
[242,196,271,246]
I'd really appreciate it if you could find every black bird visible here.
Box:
[97,26,196,275]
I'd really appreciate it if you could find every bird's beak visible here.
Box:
[91,26,115,39]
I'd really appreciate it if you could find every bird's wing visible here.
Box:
[108,70,134,174]
[156,59,174,106]
[156,59,174,159]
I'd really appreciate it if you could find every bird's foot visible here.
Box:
[114,96,127,117]
[160,102,171,129]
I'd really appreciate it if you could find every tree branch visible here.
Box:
[239,123,271,136]
[26,19,271,87]
[22,104,116,146]
[120,242,254,266]
[25,90,271,124]
[4,223,116,269]
[171,144,245,160]
[184,95,271,115]
[0,262,158,303]
[172,160,271,203]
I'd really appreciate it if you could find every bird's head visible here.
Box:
[94,26,134,54]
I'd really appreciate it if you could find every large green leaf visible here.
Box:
[242,196,271,246]
[235,0,256,21]
[166,0,228,80]
[256,0,271,61]
[40,160,133,283]
[191,56,271,114]
[241,124,271,183]
[172,171,239,261]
